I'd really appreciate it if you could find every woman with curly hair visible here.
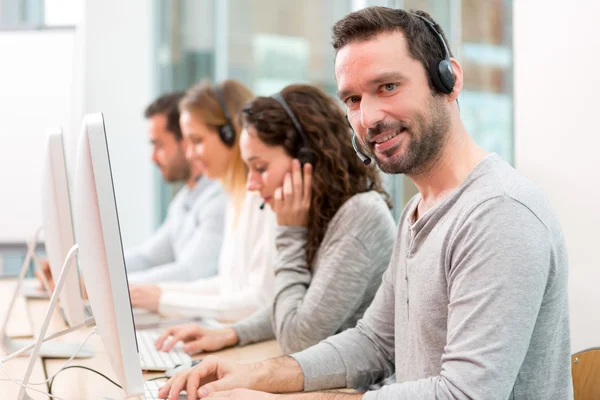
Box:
[155,84,396,354]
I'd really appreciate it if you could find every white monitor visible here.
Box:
[41,130,86,327]
[72,113,144,396]
[2,129,93,360]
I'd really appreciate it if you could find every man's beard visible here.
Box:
[368,96,450,175]
[160,155,191,182]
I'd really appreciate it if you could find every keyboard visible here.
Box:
[144,380,188,399]
[137,329,191,371]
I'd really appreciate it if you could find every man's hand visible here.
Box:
[158,356,258,400]
[158,356,304,399]
[34,259,55,291]
[35,259,89,299]
[155,324,239,353]
[129,284,162,312]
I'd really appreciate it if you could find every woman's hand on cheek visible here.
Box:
[272,159,312,227]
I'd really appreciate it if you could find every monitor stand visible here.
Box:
[0,228,94,360]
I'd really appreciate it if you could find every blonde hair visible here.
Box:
[180,79,254,217]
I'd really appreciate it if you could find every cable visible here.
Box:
[48,365,122,395]
[0,360,67,400]
[1,316,96,363]
[0,325,95,399]
[28,327,96,386]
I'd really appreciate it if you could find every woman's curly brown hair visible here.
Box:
[240,84,391,267]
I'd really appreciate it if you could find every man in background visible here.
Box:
[125,92,226,284]
[38,92,226,288]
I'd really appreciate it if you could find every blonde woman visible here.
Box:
[130,80,277,322]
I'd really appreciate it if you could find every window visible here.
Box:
[155,0,513,221]
[360,0,514,214]
[0,0,79,27]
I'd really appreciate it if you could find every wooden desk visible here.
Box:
[0,357,49,400]
[0,279,48,399]
[23,281,282,399]
[1,277,283,399]
[0,279,34,337]
[45,340,282,399]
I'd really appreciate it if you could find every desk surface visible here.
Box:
[0,280,48,400]
[0,278,282,399]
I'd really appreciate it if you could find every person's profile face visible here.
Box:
[336,31,450,175]
[239,125,293,208]
[148,113,190,182]
[179,111,233,180]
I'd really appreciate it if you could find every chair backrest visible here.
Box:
[572,347,600,399]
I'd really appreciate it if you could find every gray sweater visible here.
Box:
[232,191,396,354]
[293,154,573,399]
[127,177,226,284]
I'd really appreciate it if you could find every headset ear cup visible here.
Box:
[438,59,455,93]
[218,125,235,147]
[296,147,316,166]
[429,59,454,94]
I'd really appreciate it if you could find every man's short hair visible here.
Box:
[144,91,186,140]
[332,7,453,93]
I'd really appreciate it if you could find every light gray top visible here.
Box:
[232,191,396,354]
[126,177,226,284]
[292,154,573,399]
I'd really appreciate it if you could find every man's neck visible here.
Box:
[409,118,488,219]
[185,177,198,189]
[185,165,203,189]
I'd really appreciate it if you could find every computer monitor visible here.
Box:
[72,113,144,396]
[41,130,86,327]
[2,129,94,360]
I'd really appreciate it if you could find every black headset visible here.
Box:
[351,11,455,165]
[348,115,371,166]
[214,85,236,147]
[412,12,455,95]
[271,92,315,166]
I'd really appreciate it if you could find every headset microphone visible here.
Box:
[346,115,372,165]
[352,131,372,165]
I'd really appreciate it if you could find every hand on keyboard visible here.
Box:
[154,323,239,354]
[144,380,188,399]
[138,330,191,371]
[158,357,277,399]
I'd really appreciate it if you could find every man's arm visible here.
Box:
[160,353,363,398]
[280,393,362,399]
[128,191,226,284]
[358,196,556,399]
[125,218,174,274]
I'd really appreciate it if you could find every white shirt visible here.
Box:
[126,177,227,284]
[157,192,277,322]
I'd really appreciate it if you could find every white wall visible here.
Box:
[0,29,74,242]
[514,1,600,353]
[72,0,155,249]
[0,0,157,251]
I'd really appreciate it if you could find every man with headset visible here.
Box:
[159,7,571,399]
[37,92,227,290]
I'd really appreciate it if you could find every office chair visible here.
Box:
[572,347,600,399]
